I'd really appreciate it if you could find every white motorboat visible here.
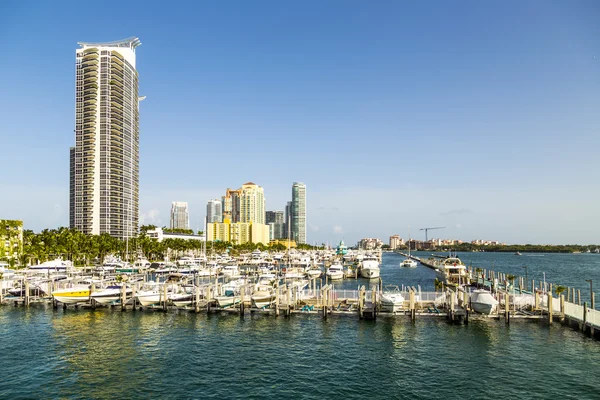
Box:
[215,294,241,308]
[306,266,322,278]
[360,254,380,279]
[326,263,344,281]
[91,285,131,305]
[380,290,406,313]
[435,257,470,286]
[251,284,276,308]
[470,290,499,314]
[136,283,169,306]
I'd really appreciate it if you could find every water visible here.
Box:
[337,252,600,306]
[2,252,600,399]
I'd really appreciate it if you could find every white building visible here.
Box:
[70,37,142,240]
[206,199,222,223]
[170,202,189,230]
[146,227,204,242]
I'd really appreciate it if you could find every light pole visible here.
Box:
[586,279,594,309]
[522,266,528,291]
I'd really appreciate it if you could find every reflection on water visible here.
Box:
[2,304,600,399]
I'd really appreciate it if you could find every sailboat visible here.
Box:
[400,229,417,268]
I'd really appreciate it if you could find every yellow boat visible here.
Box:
[52,285,91,304]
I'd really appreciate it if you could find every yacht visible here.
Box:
[305,265,322,278]
[326,263,344,281]
[380,287,406,313]
[360,254,380,279]
[435,257,470,286]
[470,289,499,314]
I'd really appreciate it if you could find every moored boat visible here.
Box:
[360,254,380,279]
[470,289,499,314]
[52,285,91,304]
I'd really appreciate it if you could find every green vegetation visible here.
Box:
[441,243,599,254]
[5,227,323,268]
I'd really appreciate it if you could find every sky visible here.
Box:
[0,1,599,245]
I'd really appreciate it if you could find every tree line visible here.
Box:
[0,226,323,268]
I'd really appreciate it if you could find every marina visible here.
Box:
[2,251,599,340]
[2,251,600,398]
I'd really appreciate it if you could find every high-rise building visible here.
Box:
[291,182,306,244]
[170,202,189,230]
[70,37,142,239]
[266,210,285,240]
[206,199,222,223]
[284,201,292,239]
[239,182,265,224]
[222,188,241,223]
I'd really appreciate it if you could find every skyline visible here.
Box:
[1,1,599,245]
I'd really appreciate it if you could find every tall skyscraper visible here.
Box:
[292,182,306,244]
[206,199,222,223]
[222,188,241,223]
[170,202,189,230]
[266,210,285,240]
[70,37,142,239]
[239,182,265,224]
[285,201,292,239]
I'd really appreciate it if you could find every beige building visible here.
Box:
[206,219,270,245]
[239,182,265,225]
[389,235,404,250]
[70,37,142,239]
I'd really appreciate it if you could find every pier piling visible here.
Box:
[24,280,30,307]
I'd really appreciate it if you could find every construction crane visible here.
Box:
[420,227,445,242]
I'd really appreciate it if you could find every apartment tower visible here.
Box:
[70,37,141,239]
[170,202,189,230]
[239,182,265,224]
[206,199,223,223]
[291,182,306,244]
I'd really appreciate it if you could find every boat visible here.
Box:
[380,287,406,313]
[326,263,344,281]
[360,254,380,279]
[136,283,168,306]
[215,294,241,308]
[221,265,240,278]
[470,289,499,314]
[401,229,418,268]
[515,252,522,256]
[251,284,276,308]
[52,284,91,304]
[91,285,132,305]
[400,258,417,268]
[306,265,322,278]
[435,257,470,286]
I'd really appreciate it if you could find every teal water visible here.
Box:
[1,253,600,399]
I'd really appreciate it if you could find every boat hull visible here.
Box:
[381,296,405,312]
[360,268,380,279]
[215,296,241,308]
[53,291,91,304]
[252,294,275,309]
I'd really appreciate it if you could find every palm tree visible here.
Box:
[555,285,566,296]
[434,278,444,292]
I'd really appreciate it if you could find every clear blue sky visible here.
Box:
[1,1,599,245]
